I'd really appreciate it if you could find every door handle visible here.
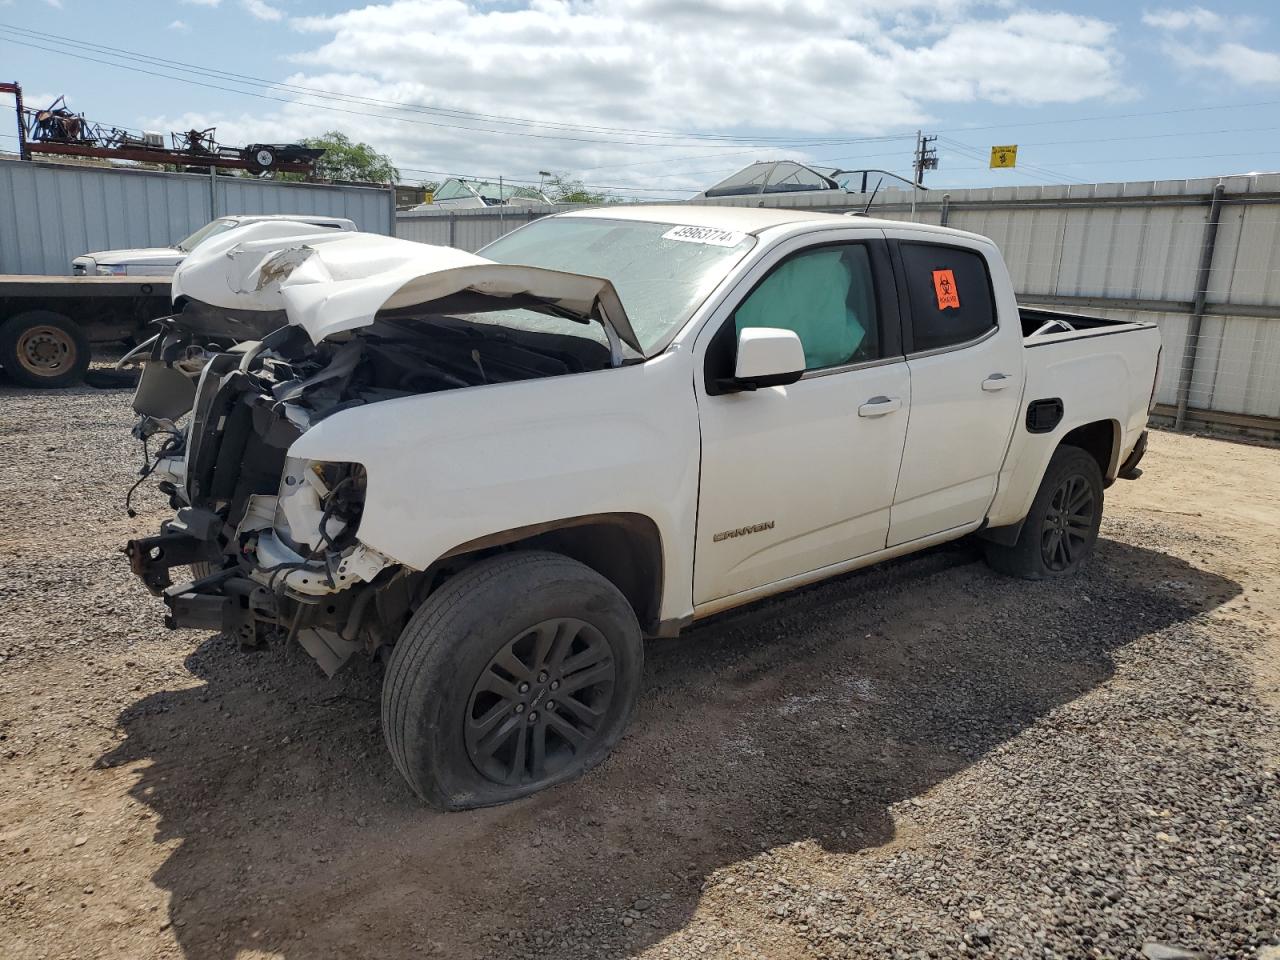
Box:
[982,374,1012,392]
[858,396,902,418]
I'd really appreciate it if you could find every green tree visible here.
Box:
[545,172,605,204]
[299,131,399,184]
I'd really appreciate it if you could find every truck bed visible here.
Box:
[984,306,1162,531]
[1018,305,1148,341]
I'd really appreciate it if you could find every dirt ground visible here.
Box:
[1,382,1277,960]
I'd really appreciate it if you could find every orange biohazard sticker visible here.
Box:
[932,269,960,310]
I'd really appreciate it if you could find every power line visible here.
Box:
[940,137,1092,186]
[580,139,917,173]
[0,23,883,149]
[932,98,1280,137]
[12,21,1280,156]
[9,21,1280,193]
[0,32,818,149]
[942,149,1280,170]
[1015,125,1280,149]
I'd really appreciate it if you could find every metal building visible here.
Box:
[0,157,396,276]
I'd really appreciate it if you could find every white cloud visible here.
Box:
[181,0,223,6]
[43,0,63,8]
[1141,7,1226,32]
[168,19,192,31]
[242,0,284,21]
[1167,41,1280,86]
[148,0,1129,194]
[1147,7,1279,87]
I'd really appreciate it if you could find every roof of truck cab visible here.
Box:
[555,204,985,240]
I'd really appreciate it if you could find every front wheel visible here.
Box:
[984,445,1103,580]
[382,551,644,810]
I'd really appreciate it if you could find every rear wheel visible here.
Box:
[984,445,1103,579]
[382,551,643,810]
[0,311,92,388]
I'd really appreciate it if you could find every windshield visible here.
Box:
[480,217,756,353]
[176,218,240,253]
[471,181,551,203]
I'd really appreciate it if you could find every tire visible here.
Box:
[382,550,644,810]
[0,311,92,388]
[984,445,1104,580]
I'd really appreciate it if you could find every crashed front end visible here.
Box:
[123,224,638,674]
[124,317,405,674]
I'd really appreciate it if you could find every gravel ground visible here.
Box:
[0,376,1277,960]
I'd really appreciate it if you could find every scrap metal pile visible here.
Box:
[15,90,323,175]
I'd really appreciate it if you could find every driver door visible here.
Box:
[693,232,910,607]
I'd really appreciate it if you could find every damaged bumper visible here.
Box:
[124,321,398,673]
[125,520,394,676]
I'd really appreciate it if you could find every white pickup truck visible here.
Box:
[123,207,1160,809]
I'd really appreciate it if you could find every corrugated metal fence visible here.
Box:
[396,176,1280,431]
[396,203,592,251]
[0,157,395,276]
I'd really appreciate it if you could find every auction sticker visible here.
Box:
[662,225,747,247]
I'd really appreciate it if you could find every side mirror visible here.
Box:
[730,327,805,391]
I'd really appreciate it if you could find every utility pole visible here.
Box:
[913,131,938,185]
[910,130,938,222]
[0,82,27,160]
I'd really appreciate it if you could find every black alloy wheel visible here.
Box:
[464,617,615,786]
[1041,472,1097,572]
[381,550,644,810]
[982,444,1104,580]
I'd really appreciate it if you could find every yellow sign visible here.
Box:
[990,145,1018,169]
[422,190,434,204]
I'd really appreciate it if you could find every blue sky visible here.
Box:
[2,0,1279,199]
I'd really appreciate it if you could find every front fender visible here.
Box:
[288,349,700,621]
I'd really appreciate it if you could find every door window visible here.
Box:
[732,244,881,370]
[899,243,997,353]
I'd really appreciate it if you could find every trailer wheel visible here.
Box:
[0,311,92,388]
[243,146,276,175]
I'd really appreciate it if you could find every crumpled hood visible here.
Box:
[171,222,642,355]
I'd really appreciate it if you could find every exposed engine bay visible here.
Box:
[123,227,635,674]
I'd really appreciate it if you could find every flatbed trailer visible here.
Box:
[0,274,171,387]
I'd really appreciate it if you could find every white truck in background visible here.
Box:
[123,207,1160,810]
[72,214,357,277]
[0,216,357,389]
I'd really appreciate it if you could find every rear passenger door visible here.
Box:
[884,234,1023,547]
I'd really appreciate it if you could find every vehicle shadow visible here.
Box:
[100,537,1239,959]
